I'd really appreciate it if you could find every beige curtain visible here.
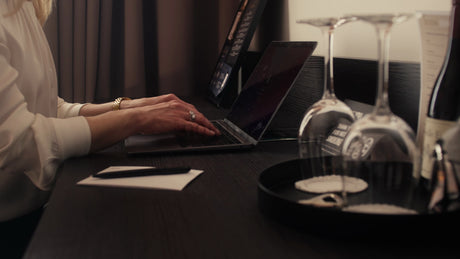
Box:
[44,0,146,103]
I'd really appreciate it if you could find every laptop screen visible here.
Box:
[226,41,317,141]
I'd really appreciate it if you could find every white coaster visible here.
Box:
[295,175,368,194]
[343,204,418,215]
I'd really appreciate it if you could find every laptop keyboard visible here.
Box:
[178,122,240,147]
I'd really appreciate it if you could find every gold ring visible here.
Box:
[112,97,131,111]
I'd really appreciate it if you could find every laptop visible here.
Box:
[124,41,317,155]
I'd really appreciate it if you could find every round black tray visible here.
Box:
[257,159,460,236]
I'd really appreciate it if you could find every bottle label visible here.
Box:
[421,117,457,179]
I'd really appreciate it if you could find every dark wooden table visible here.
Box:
[23,93,458,259]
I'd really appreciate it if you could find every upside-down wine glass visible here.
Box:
[295,17,358,207]
[341,14,421,214]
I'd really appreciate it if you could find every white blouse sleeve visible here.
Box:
[0,36,91,191]
[57,97,86,118]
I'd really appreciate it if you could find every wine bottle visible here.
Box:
[421,0,460,186]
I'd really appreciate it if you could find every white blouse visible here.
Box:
[0,0,91,221]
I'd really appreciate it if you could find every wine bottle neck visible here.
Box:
[451,1,460,39]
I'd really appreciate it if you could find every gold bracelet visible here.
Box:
[112,97,131,111]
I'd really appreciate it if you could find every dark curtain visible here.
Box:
[142,0,159,97]
[155,0,241,96]
[191,0,219,96]
[105,0,125,102]
[154,0,287,97]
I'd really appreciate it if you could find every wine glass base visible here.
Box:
[343,203,418,215]
[295,175,368,194]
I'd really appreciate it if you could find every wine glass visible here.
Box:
[341,14,421,214]
[295,17,357,203]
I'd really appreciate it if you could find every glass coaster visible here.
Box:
[343,204,418,215]
[295,175,368,194]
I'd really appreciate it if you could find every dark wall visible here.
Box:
[267,56,421,137]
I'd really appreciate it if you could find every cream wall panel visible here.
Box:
[288,0,451,62]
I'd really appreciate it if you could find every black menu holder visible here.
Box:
[207,0,267,108]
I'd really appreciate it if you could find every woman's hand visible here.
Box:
[134,99,220,136]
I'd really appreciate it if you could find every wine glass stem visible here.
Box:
[322,27,336,99]
[374,25,392,115]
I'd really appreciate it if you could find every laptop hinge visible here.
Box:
[220,119,258,145]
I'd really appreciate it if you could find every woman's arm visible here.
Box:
[79,94,191,116]
[84,97,220,152]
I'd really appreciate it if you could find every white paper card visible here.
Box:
[77,166,203,191]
